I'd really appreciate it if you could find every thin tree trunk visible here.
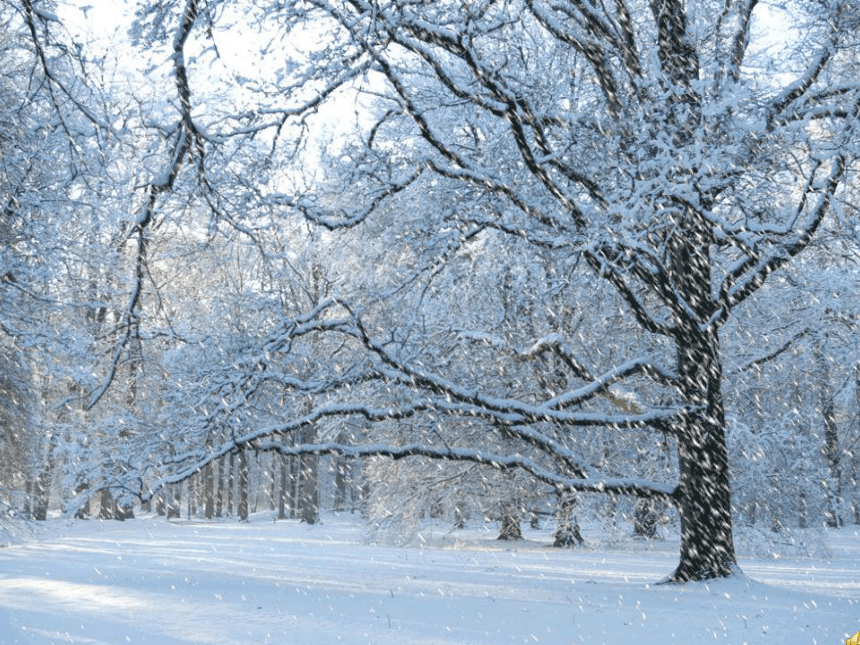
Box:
[238,449,250,522]
[334,455,348,512]
[32,432,58,521]
[299,451,319,525]
[167,484,181,519]
[188,477,197,519]
[23,481,32,519]
[268,455,277,511]
[204,462,215,520]
[226,452,235,517]
[33,475,51,520]
[453,500,467,529]
[215,456,224,518]
[277,453,287,520]
[288,456,298,519]
[817,340,841,528]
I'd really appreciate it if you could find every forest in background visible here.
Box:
[0,0,858,582]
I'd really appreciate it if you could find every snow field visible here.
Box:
[0,515,857,644]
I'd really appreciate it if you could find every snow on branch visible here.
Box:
[268,169,423,230]
[527,336,676,411]
[87,1,201,410]
[712,154,848,325]
[263,440,677,502]
[210,300,685,436]
[144,439,677,507]
[331,306,686,432]
[768,42,834,125]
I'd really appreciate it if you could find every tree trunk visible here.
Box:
[288,456,298,519]
[821,399,842,528]
[553,494,583,547]
[497,503,522,541]
[188,477,197,518]
[334,453,351,512]
[74,488,91,520]
[277,453,287,520]
[226,452,235,517]
[32,474,50,520]
[633,499,659,539]
[453,503,466,529]
[215,457,224,518]
[238,449,250,522]
[668,326,737,582]
[116,500,134,521]
[816,340,841,528]
[268,456,276,511]
[204,462,215,520]
[32,435,57,521]
[167,484,181,519]
[99,489,116,520]
[855,363,860,525]
[299,450,319,525]
[23,481,32,519]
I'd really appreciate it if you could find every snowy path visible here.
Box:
[0,517,857,644]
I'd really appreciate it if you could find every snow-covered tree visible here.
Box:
[71,0,852,583]
[10,0,858,587]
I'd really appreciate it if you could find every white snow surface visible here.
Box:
[0,514,858,645]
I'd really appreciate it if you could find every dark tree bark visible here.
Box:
[669,324,736,582]
[23,481,32,519]
[333,436,353,512]
[73,481,91,519]
[553,494,584,547]
[816,339,842,528]
[188,477,197,518]
[633,499,659,540]
[99,489,116,520]
[204,462,215,520]
[277,453,288,520]
[116,501,134,521]
[453,503,467,529]
[32,474,50,521]
[287,456,297,519]
[497,503,523,541]
[167,484,181,519]
[215,456,224,518]
[299,450,319,525]
[238,449,250,522]
[267,456,276,511]
[226,452,235,517]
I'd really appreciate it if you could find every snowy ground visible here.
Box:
[0,514,858,645]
